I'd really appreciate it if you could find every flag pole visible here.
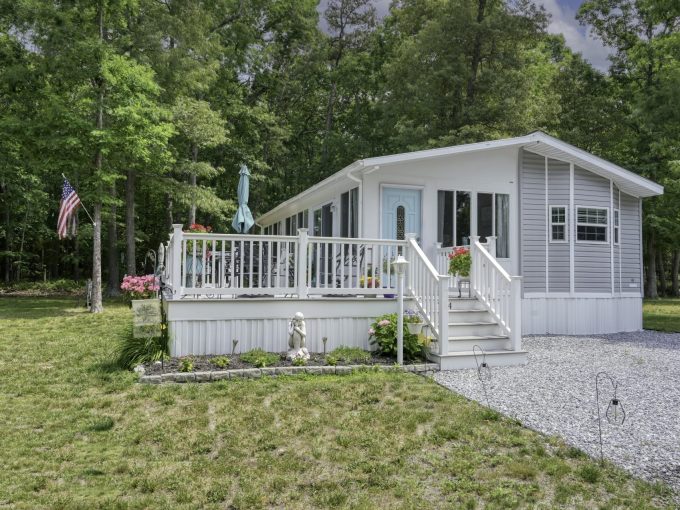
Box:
[61,173,96,226]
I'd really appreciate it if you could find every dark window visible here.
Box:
[495,194,509,258]
[341,187,359,238]
[456,191,471,246]
[576,207,608,242]
[477,193,493,242]
[396,205,405,240]
[437,191,454,246]
[550,206,567,242]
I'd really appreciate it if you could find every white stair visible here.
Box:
[429,295,527,370]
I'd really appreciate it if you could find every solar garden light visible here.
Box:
[392,255,409,365]
[322,336,328,356]
[595,371,626,463]
[232,339,239,356]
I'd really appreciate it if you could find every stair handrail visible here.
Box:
[470,237,522,351]
[406,235,449,356]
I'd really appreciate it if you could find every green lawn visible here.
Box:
[644,298,680,332]
[0,297,674,509]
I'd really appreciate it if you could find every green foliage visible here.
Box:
[0,279,83,295]
[291,356,307,367]
[211,356,231,369]
[179,358,194,373]
[324,354,338,366]
[116,329,168,370]
[369,313,424,361]
[240,348,279,368]
[328,346,371,364]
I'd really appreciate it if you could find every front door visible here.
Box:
[382,187,422,241]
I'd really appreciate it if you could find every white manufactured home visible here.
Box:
[161,132,662,369]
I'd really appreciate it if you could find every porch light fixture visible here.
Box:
[392,255,409,365]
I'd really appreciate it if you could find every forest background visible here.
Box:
[0,0,678,310]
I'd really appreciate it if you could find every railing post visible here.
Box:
[170,224,183,298]
[469,236,479,292]
[297,228,309,299]
[486,236,497,258]
[438,275,450,356]
[405,233,417,293]
[510,276,523,351]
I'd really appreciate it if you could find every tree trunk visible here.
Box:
[125,168,136,275]
[90,1,104,313]
[189,145,198,225]
[466,0,487,105]
[645,232,658,299]
[672,250,679,297]
[106,184,120,296]
[167,193,174,229]
[657,250,667,297]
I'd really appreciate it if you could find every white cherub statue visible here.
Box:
[287,312,310,361]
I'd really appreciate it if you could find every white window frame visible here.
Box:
[575,206,609,244]
[549,205,568,243]
[613,208,620,245]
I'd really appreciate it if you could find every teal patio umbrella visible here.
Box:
[232,164,255,233]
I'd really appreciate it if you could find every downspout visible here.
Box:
[347,161,364,237]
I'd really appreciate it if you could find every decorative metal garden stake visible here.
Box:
[473,345,492,406]
[595,371,626,463]
[232,339,239,356]
[322,336,328,356]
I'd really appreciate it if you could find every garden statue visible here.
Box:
[287,312,309,361]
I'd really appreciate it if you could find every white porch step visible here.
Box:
[447,322,503,337]
[448,297,485,311]
[430,349,528,370]
[447,334,510,351]
[448,309,492,322]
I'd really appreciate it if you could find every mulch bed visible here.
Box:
[142,352,415,375]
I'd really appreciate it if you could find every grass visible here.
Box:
[644,298,680,332]
[0,296,675,509]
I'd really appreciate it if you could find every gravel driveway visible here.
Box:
[434,331,680,495]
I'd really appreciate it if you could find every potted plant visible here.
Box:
[448,247,471,297]
[120,274,160,304]
[404,308,424,334]
[359,269,380,298]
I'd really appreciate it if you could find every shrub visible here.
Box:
[291,356,307,366]
[240,348,279,368]
[211,356,230,369]
[179,357,194,372]
[116,327,168,369]
[325,354,338,366]
[329,346,371,364]
[120,274,159,300]
[368,313,424,361]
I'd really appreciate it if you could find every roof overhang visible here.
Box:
[257,132,663,224]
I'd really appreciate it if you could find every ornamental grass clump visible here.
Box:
[120,274,159,300]
[448,247,471,277]
[241,348,279,368]
[368,313,424,361]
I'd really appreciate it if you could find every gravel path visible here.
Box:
[434,331,680,495]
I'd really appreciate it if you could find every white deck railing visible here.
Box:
[470,236,522,351]
[163,224,408,298]
[406,236,449,355]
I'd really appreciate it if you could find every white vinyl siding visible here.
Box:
[620,193,642,292]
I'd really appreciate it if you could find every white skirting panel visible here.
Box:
[522,295,642,335]
[165,298,405,356]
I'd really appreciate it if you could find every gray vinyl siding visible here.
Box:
[620,192,642,292]
[547,159,570,292]
[520,150,546,292]
[574,167,611,293]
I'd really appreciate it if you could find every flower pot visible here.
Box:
[407,322,423,335]
[383,293,396,299]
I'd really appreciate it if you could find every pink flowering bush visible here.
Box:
[368,313,424,361]
[120,274,159,300]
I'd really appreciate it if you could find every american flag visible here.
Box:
[57,178,81,239]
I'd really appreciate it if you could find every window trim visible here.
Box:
[549,204,568,244]
[613,208,620,246]
[575,205,609,244]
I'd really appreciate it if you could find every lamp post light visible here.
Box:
[392,254,409,365]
